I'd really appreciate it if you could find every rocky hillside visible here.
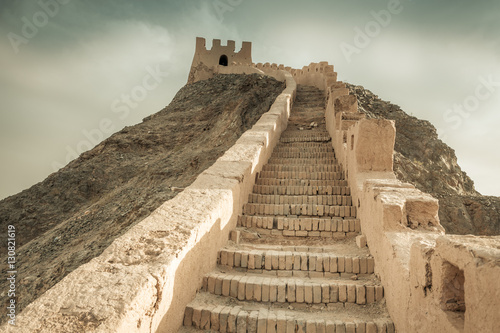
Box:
[0,74,285,324]
[347,84,500,236]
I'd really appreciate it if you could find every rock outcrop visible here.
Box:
[0,74,285,325]
[347,84,500,236]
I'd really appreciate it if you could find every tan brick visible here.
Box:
[296,319,306,333]
[347,284,356,303]
[367,257,375,273]
[309,255,317,271]
[316,255,323,272]
[241,252,248,268]
[183,305,194,327]
[246,277,255,301]
[237,277,246,301]
[296,280,305,303]
[255,253,263,269]
[356,285,366,304]
[285,252,294,270]
[305,319,316,333]
[272,252,280,270]
[366,286,375,304]
[207,274,217,294]
[339,284,347,302]
[300,254,308,271]
[330,256,338,273]
[326,321,335,333]
[366,322,377,333]
[353,257,360,274]
[222,275,232,297]
[276,311,287,333]
[375,285,384,301]
[304,283,313,303]
[316,319,326,333]
[247,311,258,332]
[228,307,241,333]
[345,257,353,274]
[277,281,287,303]
[279,253,286,270]
[220,307,231,333]
[236,311,248,333]
[336,322,346,333]
[345,322,356,333]
[322,255,330,272]
[248,252,256,270]
[257,310,267,333]
[267,312,277,333]
[220,250,228,265]
[211,306,224,330]
[254,278,263,302]
[321,283,330,303]
[270,280,278,302]
[313,284,322,303]
[355,321,366,333]
[215,275,223,296]
[360,257,367,274]
[265,251,273,270]
[338,257,345,272]
[375,321,388,333]
[286,317,295,333]
[287,281,296,303]
[262,278,271,302]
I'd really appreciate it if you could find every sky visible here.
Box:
[0,0,499,200]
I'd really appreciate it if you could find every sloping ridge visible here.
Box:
[347,83,500,236]
[0,74,285,325]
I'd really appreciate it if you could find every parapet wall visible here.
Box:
[6,71,296,333]
[301,64,500,332]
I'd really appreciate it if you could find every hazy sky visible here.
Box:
[1,0,499,199]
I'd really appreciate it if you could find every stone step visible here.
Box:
[201,272,383,306]
[255,179,347,187]
[280,137,331,143]
[258,171,344,181]
[216,249,373,276]
[182,293,395,333]
[274,142,332,148]
[237,216,360,237]
[272,147,334,153]
[252,185,350,196]
[247,194,352,206]
[242,204,356,218]
[267,158,338,166]
[270,153,336,159]
[262,165,341,173]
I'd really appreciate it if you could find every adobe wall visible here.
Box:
[299,64,500,332]
[4,70,296,333]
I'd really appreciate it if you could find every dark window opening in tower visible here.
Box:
[219,55,228,66]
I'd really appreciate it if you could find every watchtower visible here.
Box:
[188,37,253,84]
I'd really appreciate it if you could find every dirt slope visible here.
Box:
[347,83,500,236]
[0,74,284,323]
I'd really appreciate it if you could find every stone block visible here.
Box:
[356,235,367,248]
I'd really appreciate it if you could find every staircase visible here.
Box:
[179,85,395,333]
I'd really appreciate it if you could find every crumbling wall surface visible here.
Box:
[314,66,500,332]
[4,71,296,333]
